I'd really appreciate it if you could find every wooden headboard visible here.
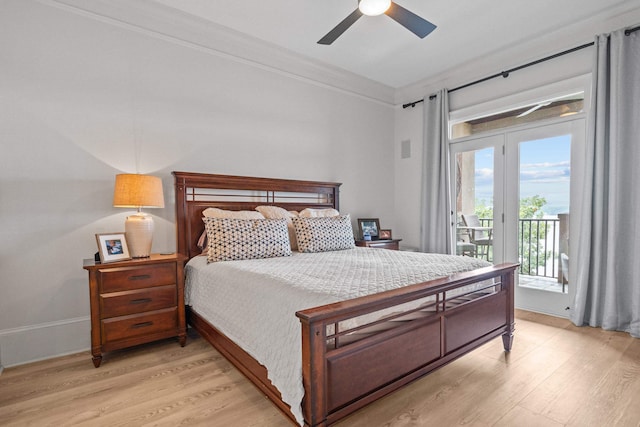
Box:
[173,171,342,260]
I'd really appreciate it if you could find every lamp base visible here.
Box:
[125,213,154,258]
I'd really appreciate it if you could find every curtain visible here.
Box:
[571,29,640,337]
[419,89,452,254]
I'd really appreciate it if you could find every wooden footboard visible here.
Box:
[296,263,517,427]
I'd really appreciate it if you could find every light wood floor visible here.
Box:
[1,310,639,426]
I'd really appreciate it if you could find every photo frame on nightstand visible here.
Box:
[379,229,392,239]
[357,218,380,240]
[95,232,131,263]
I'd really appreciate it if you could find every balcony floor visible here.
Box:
[519,274,567,294]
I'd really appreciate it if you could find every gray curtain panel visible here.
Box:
[571,29,640,338]
[419,89,452,254]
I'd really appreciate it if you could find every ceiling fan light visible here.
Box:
[358,0,392,16]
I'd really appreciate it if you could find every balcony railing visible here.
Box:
[470,218,562,280]
[518,218,561,279]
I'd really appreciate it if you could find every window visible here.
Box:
[451,92,584,138]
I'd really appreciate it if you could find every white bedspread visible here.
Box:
[185,248,490,425]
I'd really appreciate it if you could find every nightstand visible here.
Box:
[83,253,187,367]
[355,239,402,250]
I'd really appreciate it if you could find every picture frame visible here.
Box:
[379,229,392,240]
[357,218,380,240]
[95,232,131,263]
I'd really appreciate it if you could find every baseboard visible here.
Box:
[0,317,90,368]
[515,304,569,319]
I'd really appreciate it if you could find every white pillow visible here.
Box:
[202,207,265,219]
[298,208,340,218]
[203,217,291,263]
[255,205,296,218]
[291,215,355,253]
[255,206,299,251]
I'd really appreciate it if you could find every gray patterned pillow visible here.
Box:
[203,217,292,263]
[291,215,355,253]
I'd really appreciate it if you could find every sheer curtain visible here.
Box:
[419,89,452,254]
[571,29,640,337]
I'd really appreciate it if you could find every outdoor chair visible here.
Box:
[461,214,493,261]
[456,215,476,257]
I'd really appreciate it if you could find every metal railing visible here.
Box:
[472,218,561,279]
[518,218,560,279]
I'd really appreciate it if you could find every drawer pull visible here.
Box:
[129,274,152,281]
[132,321,153,329]
[130,298,152,305]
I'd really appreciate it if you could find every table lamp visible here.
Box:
[113,174,165,258]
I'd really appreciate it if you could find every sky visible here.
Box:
[474,134,571,216]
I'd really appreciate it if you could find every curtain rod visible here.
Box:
[625,24,640,35]
[402,25,640,109]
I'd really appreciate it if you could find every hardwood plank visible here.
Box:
[1,312,639,426]
[564,338,640,427]
[494,405,564,427]
[0,330,284,426]
[520,327,635,424]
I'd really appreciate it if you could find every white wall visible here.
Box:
[0,0,395,367]
[393,5,640,250]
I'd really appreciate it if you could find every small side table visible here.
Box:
[83,253,187,367]
[355,239,402,250]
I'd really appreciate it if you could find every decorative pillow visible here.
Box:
[204,217,291,263]
[198,208,266,254]
[202,207,265,219]
[291,215,355,253]
[255,205,299,251]
[298,208,340,218]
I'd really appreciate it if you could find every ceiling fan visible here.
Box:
[318,0,436,45]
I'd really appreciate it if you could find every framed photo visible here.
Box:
[95,232,131,263]
[379,229,392,240]
[357,218,380,240]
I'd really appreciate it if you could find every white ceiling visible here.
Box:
[148,0,640,89]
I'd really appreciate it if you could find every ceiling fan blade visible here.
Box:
[317,8,363,45]
[385,2,436,38]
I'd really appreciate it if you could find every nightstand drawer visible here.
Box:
[99,263,176,293]
[355,239,402,250]
[367,241,399,250]
[100,285,177,318]
[102,307,177,343]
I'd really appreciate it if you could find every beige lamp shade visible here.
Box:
[113,174,165,209]
[113,174,164,258]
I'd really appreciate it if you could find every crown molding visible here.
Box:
[41,0,395,106]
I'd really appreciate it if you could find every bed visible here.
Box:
[173,171,517,427]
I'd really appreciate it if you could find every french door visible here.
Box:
[450,135,505,264]
[451,118,584,317]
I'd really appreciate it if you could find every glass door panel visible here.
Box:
[450,135,504,264]
[505,119,584,317]
[518,136,570,287]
